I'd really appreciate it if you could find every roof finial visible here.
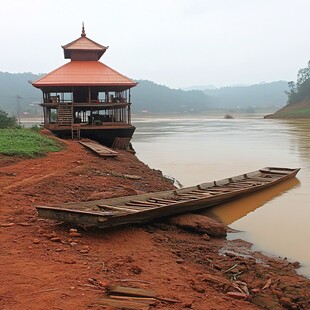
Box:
[81,22,86,37]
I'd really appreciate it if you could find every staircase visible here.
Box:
[58,105,73,126]
[71,126,81,140]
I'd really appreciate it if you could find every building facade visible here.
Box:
[32,25,137,147]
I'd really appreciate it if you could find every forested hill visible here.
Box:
[265,61,310,118]
[131,80,212,113]
[0,72,212,114]
[0,71,288,115]
[202,81,288,109]
[0,72,43,114]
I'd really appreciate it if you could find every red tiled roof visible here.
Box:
[32,61,137,88]
[62,36,108,59]
[63,36,107,51]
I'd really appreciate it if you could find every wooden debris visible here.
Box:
[224,264,239,273]
[105,285,181,307]
[262,278,272,290]
[0,223,15,227]
[97,204,139,213]
[35,288,59,293]
[109,295,157,305]
[97,297,150,310]
[226,291,248,300]
[106,285,156,298]
[232,281,249,295]
[124,174,142,180]
[120,279,154,285]
[201,274,230,286]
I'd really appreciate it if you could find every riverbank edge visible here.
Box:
[0,133,309,309]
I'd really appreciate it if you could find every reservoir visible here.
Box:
[131,114,310,278]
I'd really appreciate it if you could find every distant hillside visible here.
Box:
[131,80,212,113]
[202,81,288,109]
[0,73,213,115]
[0,72,289,115]
[0,72,43,114]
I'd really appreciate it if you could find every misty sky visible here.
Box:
[1,0,310,88]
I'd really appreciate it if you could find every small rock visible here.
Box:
[69,232,81,237]
[183,302,192,308]
[70,242,78,246]
[291,261,300,268]
[225,252,236,258]
[44,232,57,239]
[79,249,89,254]
[63,259,76,264]
[88,278,98,285]
[69,228,77,233]
[33,238,40,244]
[202,234,211,241]
[55,248,64,252]
[191,284,205,293]
[176,258,184,264]
[280,297,292,308]
[170,214,227,237]
[251,288,261,293]
[98,280,109,288]
[272,289,283,298]
[50,237,61,242]
[131,266,143,274]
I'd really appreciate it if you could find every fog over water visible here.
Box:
[131,114,310,278]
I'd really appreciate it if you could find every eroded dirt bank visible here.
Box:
[0,136,309,310]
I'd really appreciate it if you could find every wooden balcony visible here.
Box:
[41,101,130,109]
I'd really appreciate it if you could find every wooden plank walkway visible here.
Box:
[79,141,118,157]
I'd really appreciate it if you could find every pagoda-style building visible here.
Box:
[32,25,137,147]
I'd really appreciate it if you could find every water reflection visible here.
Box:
[203,178,300,225]
[281,120,310,165]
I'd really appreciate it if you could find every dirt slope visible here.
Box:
[0,136,309,309]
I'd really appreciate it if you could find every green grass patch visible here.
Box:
[0,128,63,157]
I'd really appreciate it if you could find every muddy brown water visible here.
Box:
[132,114,310,278]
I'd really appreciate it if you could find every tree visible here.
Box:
[286,60,310,104]
[0,109,17,128]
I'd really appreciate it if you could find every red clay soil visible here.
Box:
[0,134,309,310]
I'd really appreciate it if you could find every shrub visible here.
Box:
[0,109,17,128]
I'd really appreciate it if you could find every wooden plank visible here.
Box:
[79,141,118,157]
[129,200,164,207]
[259,169,291,175]
[125,202,158,209]
[97,204,139,213]
[108,295,157,305]
[97,298,149,310]
[107,285,156,298]
[149,197,179,203]
[176,194,203,199]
